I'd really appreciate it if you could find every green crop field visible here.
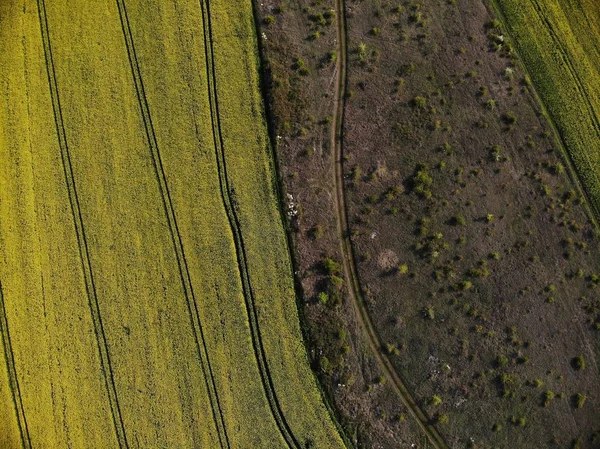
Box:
[493,0,600,215]
[0,1,347,448]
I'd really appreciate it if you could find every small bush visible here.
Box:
[451,215,466,226]
[574,393,587,408]
[318,292,329,304]
[543,390,555,407]
[413,96,427,108]
[572,355,586,371]
[502,111,518,125]
[385,343,400,355]
[309,225,324,240]
[322,257,341,275]
[398,264,409,274]
[422,306,435,320]
[409,164,433,198]
[496,354,509,367]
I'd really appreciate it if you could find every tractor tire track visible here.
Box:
[0,281,31,449]
[197,0,301,447]
[329,1,448,448]
[114,2,230,448]
[35,2,129,447]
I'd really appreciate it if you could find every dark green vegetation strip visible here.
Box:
[330,1,448,447]
[0,282,31,449]
[114,1,230,448]
[198,0,302,446]
[36,1,129,447]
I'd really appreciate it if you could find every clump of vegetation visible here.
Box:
[571,355,586,371]
[574,393,587,409]
[502,111,517,125]
[450,215,466,226]
[408,164,433,199]
[293,56,311,76]
[436,414,449,424]
[309,224,324,240]
[430,395,443,406]
[543,390,555,407]
[412,96,427,108]
[510,416,527,428]
[322,257,341,275]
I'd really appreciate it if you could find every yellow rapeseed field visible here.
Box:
[0,0,347,448]
[493,0,600,215]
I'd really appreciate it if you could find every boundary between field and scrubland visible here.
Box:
[248,2,357,447]
[329,1,449,448]
[198,0,302,447]
[115,1,230,448]
[488,0,600,230]
[0,281,31,449]
[36,1,130,447]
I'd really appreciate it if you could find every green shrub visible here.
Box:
[322,257,341,275]
[496,354,509,367]
[572,355,586,371]
[437,414,449,424]
[452,215,466,226]
[398,264,409,274]
[422,306,435,320]
[329,275,344,290]
[409,164,433,198]
[574,393,587,408]
[318,292,329,304]
[502,111,518,125]
[385,343,400,355]
[413,96,427,108]
[543,390,555,407]
[309,225,324,240]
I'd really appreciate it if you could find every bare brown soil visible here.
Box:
[255,0,600,448]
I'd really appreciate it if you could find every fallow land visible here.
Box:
[257,0,600,447]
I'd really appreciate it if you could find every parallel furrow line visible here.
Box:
[329,0,449,447]
[198,0,301,447]
[35,2,129,447]
[114,2,229,448]
[0,281,31,449]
